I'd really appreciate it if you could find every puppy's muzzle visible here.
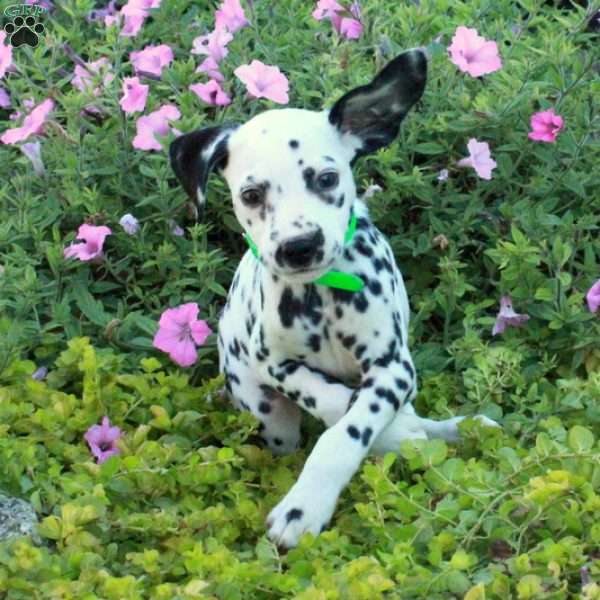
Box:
[276,229,325,269]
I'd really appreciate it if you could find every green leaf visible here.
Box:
[567,425,594,452]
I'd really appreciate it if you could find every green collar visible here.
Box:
[243,210,365,292]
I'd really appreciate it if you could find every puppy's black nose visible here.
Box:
[277,230,324,269]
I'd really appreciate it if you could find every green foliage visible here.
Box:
[0,339,599,598]
[1,0,599,597]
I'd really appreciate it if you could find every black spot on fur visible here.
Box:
[308,334,321,353]
[375,386,400,410]
[353,293,369,313]
[274,437,282,446]
[362,427,373,447]
[278,285,323,328]
[258,401,271,414]
[347,425,360,440]
[369,402,380,413]
[354,344,367,359]
[289,139,299,149]
[304,395,316,408]
[286,508,303,522]
[402,360,415,379]
[374,340,397,368]
[395,377,409,391]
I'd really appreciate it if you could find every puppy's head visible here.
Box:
[170,49,427,283]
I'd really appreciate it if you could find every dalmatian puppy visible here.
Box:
[169,49,498,549]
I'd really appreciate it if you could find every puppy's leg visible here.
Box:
[225,365,302,456]
[266,356,417,548]
[260,358,355,427]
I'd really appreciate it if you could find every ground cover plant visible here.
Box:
[1,0,600,597]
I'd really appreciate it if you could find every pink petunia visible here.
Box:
[119,76,149,113]
[586,280,600,313]
[195,57,224,82]
[337,16,362,39]
[191,28,233,63]
[234,60,289,104]
[132,104,180,151]
[84,416,122,464]
[313,0,363,39]
[120,0,161,37]
[71,57,114,96]
[215,0,249,33]
[492,295,530,336]
[0,31,13,79]
[448,26,502,78]
[153,302,213,368]
[312,0,344,20]
[457,138,497,180]
[64,223,112,261]
[1,98,54,145]
[190,80,231,106]
[130,44,174,77]
[528,109,564,143]
[119,213,140,235]
[20,141,45,176]
[0,86,10,108]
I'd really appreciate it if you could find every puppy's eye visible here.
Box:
[317,171,339,190]
[241,188,264,207]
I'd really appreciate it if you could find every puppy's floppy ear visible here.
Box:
[329,48,427,157]
[169,125,236,211]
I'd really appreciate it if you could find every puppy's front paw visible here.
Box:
[266,481,337,549]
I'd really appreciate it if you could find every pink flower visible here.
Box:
[312,0,344,20]
[586,280,600,313]
[0,86,10,108]
[130,44,174,77]
[195,57,224,82]
[191,28,233,63]
[132,104,180,151]
[119,76,149,113]
[64,223,112,261]
[528,109,564,143]
[437,168,449,182]
[313,0,363,39]
[0,31,13,79]
[448,26,502,78]
[215,0,249,33]
[119,213,140,235]
[234,60,289,104]
[337,16,362,39]
[153,303,213,367]
[1,98,54,145]
[20,141,45,176]
[84,416,122,464]
[492,295,530,336]
[457,138,497,180]
[190,80,231,106]
[71,57,114,96]
[120,0,161,37]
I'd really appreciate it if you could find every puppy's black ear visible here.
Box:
[169,125,236,211]
[329,49,427,157]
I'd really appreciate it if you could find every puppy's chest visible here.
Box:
[262,284,360,380]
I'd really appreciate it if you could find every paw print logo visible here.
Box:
[4,15,45,48]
